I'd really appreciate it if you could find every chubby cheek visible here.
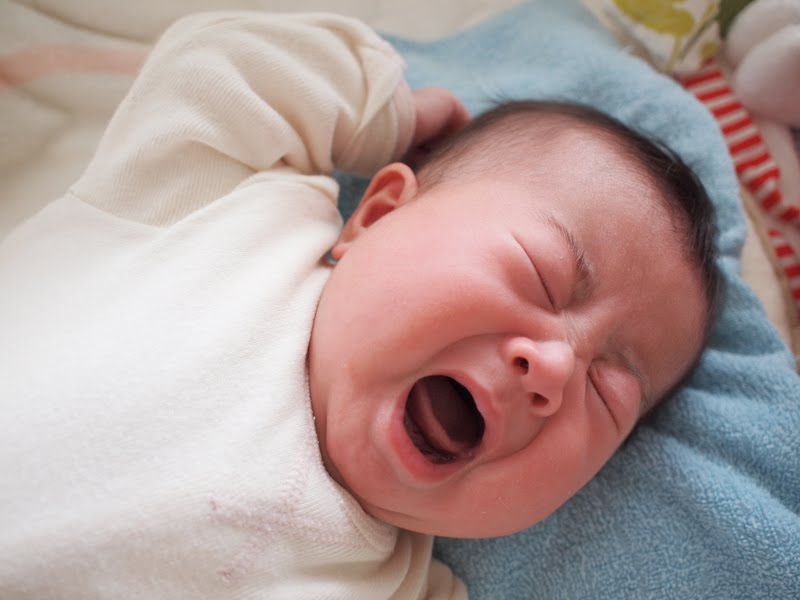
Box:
[468,416,620,535]
[429,459,588,537]
[329,245,526,374]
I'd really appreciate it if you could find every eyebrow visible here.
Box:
[544,215,654,415]
[544,215,593,306]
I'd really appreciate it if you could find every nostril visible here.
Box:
[531,393,548,408]
[515,357,529,372]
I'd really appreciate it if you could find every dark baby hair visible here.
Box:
[415,99,721,391]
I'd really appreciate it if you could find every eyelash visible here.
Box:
[588,366,610,410]
[588,366,625,429]
[539,274,556,309]
[513,237,556,309]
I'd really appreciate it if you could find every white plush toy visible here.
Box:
[725,0,800,125]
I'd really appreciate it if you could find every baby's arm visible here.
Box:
[70,12,416,226]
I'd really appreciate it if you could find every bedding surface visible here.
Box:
[2,1,799,599]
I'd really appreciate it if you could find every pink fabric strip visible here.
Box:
[0,44,145,89]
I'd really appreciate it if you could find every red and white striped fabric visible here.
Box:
[769,228,800,313]
[681,60,800,226]
[681,58,800,318]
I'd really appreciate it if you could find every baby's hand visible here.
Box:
[406,87,469,166]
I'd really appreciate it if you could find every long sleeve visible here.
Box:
[0,13,467,599]
[70,12,415,226]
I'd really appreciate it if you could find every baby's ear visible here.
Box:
[331,162,419,260]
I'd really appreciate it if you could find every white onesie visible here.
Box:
[0,12,465,599]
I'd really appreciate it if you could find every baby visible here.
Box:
[0,11,719,600]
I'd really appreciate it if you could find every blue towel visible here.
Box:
[338,0,800,597]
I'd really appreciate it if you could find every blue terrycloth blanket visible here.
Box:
[338,0,800,597]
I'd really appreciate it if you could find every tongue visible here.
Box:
[407,376,483,456]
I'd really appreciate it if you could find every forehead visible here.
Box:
[505,126,683,233]
[453,120,668,215]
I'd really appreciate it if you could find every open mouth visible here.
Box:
[403,375,486,464]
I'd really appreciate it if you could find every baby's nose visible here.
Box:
[503,337,575,417]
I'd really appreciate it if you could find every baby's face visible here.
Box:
[308,132,707,538]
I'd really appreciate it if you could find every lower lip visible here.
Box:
[383,388,474,486]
